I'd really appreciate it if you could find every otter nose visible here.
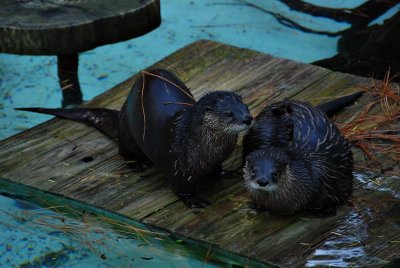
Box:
[242,115,253,125]
[256,178,269,187]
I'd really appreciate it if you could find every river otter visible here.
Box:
[242,93,361,217]
[17,69,253,209]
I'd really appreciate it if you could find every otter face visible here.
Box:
[243,151,289,192]
[199,91,252,133]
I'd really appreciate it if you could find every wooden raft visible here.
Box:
[1,40,399,267]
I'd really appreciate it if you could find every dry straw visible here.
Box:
[336,70,399,173]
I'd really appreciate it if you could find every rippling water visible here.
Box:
[306,173,400,267]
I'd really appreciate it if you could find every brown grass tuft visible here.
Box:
[336,70,399,171]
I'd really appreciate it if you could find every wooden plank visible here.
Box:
[0,40,398,267]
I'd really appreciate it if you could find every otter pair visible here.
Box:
[18,69,357,216]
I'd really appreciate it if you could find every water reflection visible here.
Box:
[307,210,374,267]
[307,172,399,267]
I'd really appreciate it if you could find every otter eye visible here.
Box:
[271,171,280,182]
[225,111,234,117]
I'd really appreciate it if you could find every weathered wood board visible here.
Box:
[0,0,161,55]
[0,40,399,267]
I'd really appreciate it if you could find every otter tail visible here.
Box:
[15,107,119,140]
[317,91,363,117]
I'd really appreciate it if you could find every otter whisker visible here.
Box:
[140,71,147,141]
[163,101,194,106]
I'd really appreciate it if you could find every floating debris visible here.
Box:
[97,74,108,80]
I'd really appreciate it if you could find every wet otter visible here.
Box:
[17,69,253,208]
[242,93,361,217]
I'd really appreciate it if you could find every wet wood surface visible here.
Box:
[0,40,399,267]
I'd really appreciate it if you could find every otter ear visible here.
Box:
[285,164,290,172]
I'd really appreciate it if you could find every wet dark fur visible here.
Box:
[17,69,252,209]
[242,94,360,217]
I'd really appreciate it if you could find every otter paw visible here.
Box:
[312,206,337,218]
[219,169,236,179]
[178,194,210,209]
[211,167,229,179]
[249,201,267,212]
[126,160,150,173]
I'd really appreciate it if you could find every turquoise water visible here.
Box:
[0,179,267,267]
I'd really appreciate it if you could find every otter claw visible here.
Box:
[219,169,236,179]
[312,206,337,218]
[126,160,150,173]
[178,194,210,209]
[214,167,235,179]
[250,201,267,212]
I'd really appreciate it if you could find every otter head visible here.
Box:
[197,91,252,133]
[243,150,290,192]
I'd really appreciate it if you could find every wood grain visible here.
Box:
[0,0,160,54]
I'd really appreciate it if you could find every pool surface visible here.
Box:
[0,179,267,267]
